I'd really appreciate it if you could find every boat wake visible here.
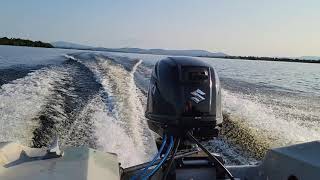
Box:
[0,52,319,166]
[215,89,320,162]
[72,53,156,167]
[0,66,68,145]
[0,52,156,167]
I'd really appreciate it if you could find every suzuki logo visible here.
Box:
[190,89,206,104]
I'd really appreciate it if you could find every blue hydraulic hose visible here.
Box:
[142,136,174,180]
[130,134,167,180]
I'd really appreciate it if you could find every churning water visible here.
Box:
[0,45,319,166]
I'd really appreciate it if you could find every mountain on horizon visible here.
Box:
[51,41,228,57]
[51,41,93,49]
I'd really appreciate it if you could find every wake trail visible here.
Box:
[218,89,320,160]
[32,58,102,148]
[3,52,316,167]
[68,53,156,167]
[0,67,68,145]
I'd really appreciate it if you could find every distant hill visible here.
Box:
[0,37,53,48]
[95,47,228,57]
[51,41,228,57]
[51,41,93,49]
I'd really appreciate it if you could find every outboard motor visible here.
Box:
[125,57,234,180]
[145,57,222,140]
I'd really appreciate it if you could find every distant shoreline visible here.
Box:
[1,38,319,64]
[54,46,320,64]
[0,37,53,48]
[197,55,320,64]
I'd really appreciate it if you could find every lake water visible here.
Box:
[0,45,319,166]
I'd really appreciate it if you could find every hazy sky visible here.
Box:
[1,0,319,57]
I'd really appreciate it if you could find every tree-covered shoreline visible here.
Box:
[197,55,320,64]
[0,37,53,48]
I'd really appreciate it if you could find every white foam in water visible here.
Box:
[222,89,320,147]
[71,55,156,166]
[82,95,147,167]
[0,67,69,145]
[63,54,77,61]
[265,94,320,132]
[207,138,258,165]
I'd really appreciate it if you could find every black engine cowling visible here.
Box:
[145,57,222,139]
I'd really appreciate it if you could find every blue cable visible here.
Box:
[130,134,167,180]
[142,136,174,180]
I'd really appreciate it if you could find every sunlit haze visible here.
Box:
[1,0,319,57]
